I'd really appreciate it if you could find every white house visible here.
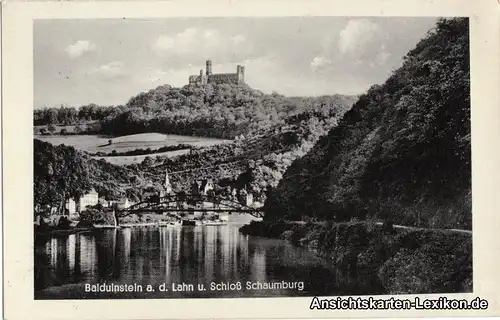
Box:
[116,198,133,210]
[98,197,110,208]
[251,201,263,208]
[65,189,99,215]
[246,193,254,206]
[79,189,99,212]
[191,179,214,196]
[66,199,77,215]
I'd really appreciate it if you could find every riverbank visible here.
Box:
[120,222,162,227]
[34,222,162,236]
[239,220,472,294]
[35,226,96,237]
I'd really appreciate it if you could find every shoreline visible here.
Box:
[34,222,154,236]
[34,220,234,236]
[119,222,161,228]
[239,220,472,295]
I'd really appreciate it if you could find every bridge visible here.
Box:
[116,193,264,218]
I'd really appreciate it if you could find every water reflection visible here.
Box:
[34,225,383,299]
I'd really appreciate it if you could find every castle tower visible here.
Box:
[199,69,207,85]
[206,60,212,75]
[237,65,245,84]
[164,169,172,194]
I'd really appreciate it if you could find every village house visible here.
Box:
[245,192,254,207]
[191,179,214,196]
[79,189,99,211]
[116,197,134,210]
[65,188,99,215]
[98,197,110,208]
[65,199,76,215]
[231,188,254,206]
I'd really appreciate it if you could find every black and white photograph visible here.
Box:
[31,16,474,300]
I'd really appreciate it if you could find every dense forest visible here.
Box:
[34,139,92,215]
[34,139,153,216]
[34,84,356,139]
[264,18,471,229]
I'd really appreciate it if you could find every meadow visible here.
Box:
[35,132,232,165]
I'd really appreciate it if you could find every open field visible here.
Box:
[35,133,232,164]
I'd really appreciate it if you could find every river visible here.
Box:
[34,224,383,299]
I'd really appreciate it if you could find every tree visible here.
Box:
[60,128,68,135]
[176,191,187,209]
[47,125,56,134]
[141,156,154,167]
[45,108,58,124]
[74,125,83,134]
[34,140,92,217]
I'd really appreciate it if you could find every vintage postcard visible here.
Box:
[2,0,500,319]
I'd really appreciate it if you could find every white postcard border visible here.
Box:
[2,0,500,319]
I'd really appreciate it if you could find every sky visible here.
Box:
[34,17,438,109]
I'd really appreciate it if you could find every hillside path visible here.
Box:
[373,222,472,235]
[285,220,472,235]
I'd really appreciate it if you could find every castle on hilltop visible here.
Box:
[189,60,245,85]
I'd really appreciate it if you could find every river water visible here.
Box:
[34,224,382,299]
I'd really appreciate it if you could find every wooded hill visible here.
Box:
[34,83,356,139]
[264,18,471,230]
[34,90,356,211]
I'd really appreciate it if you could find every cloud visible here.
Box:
[336,19,393,69]
[231,35,246,45]
[239,56,365,96]
[89,61,126,79]
[152,28,252,61]
[137,68,170,85]
[65,40,96,58]
[310,56,332,71]
[338,19,383,55]
[135,55,366,97]
[372,44,392,67]
[153,28,201,53]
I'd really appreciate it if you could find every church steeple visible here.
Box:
[164,169,172,194]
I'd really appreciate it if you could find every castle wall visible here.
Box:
[188,74,208,85]
[188,75,199,84]
[188,60,245,85]
[207,73,241,85]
